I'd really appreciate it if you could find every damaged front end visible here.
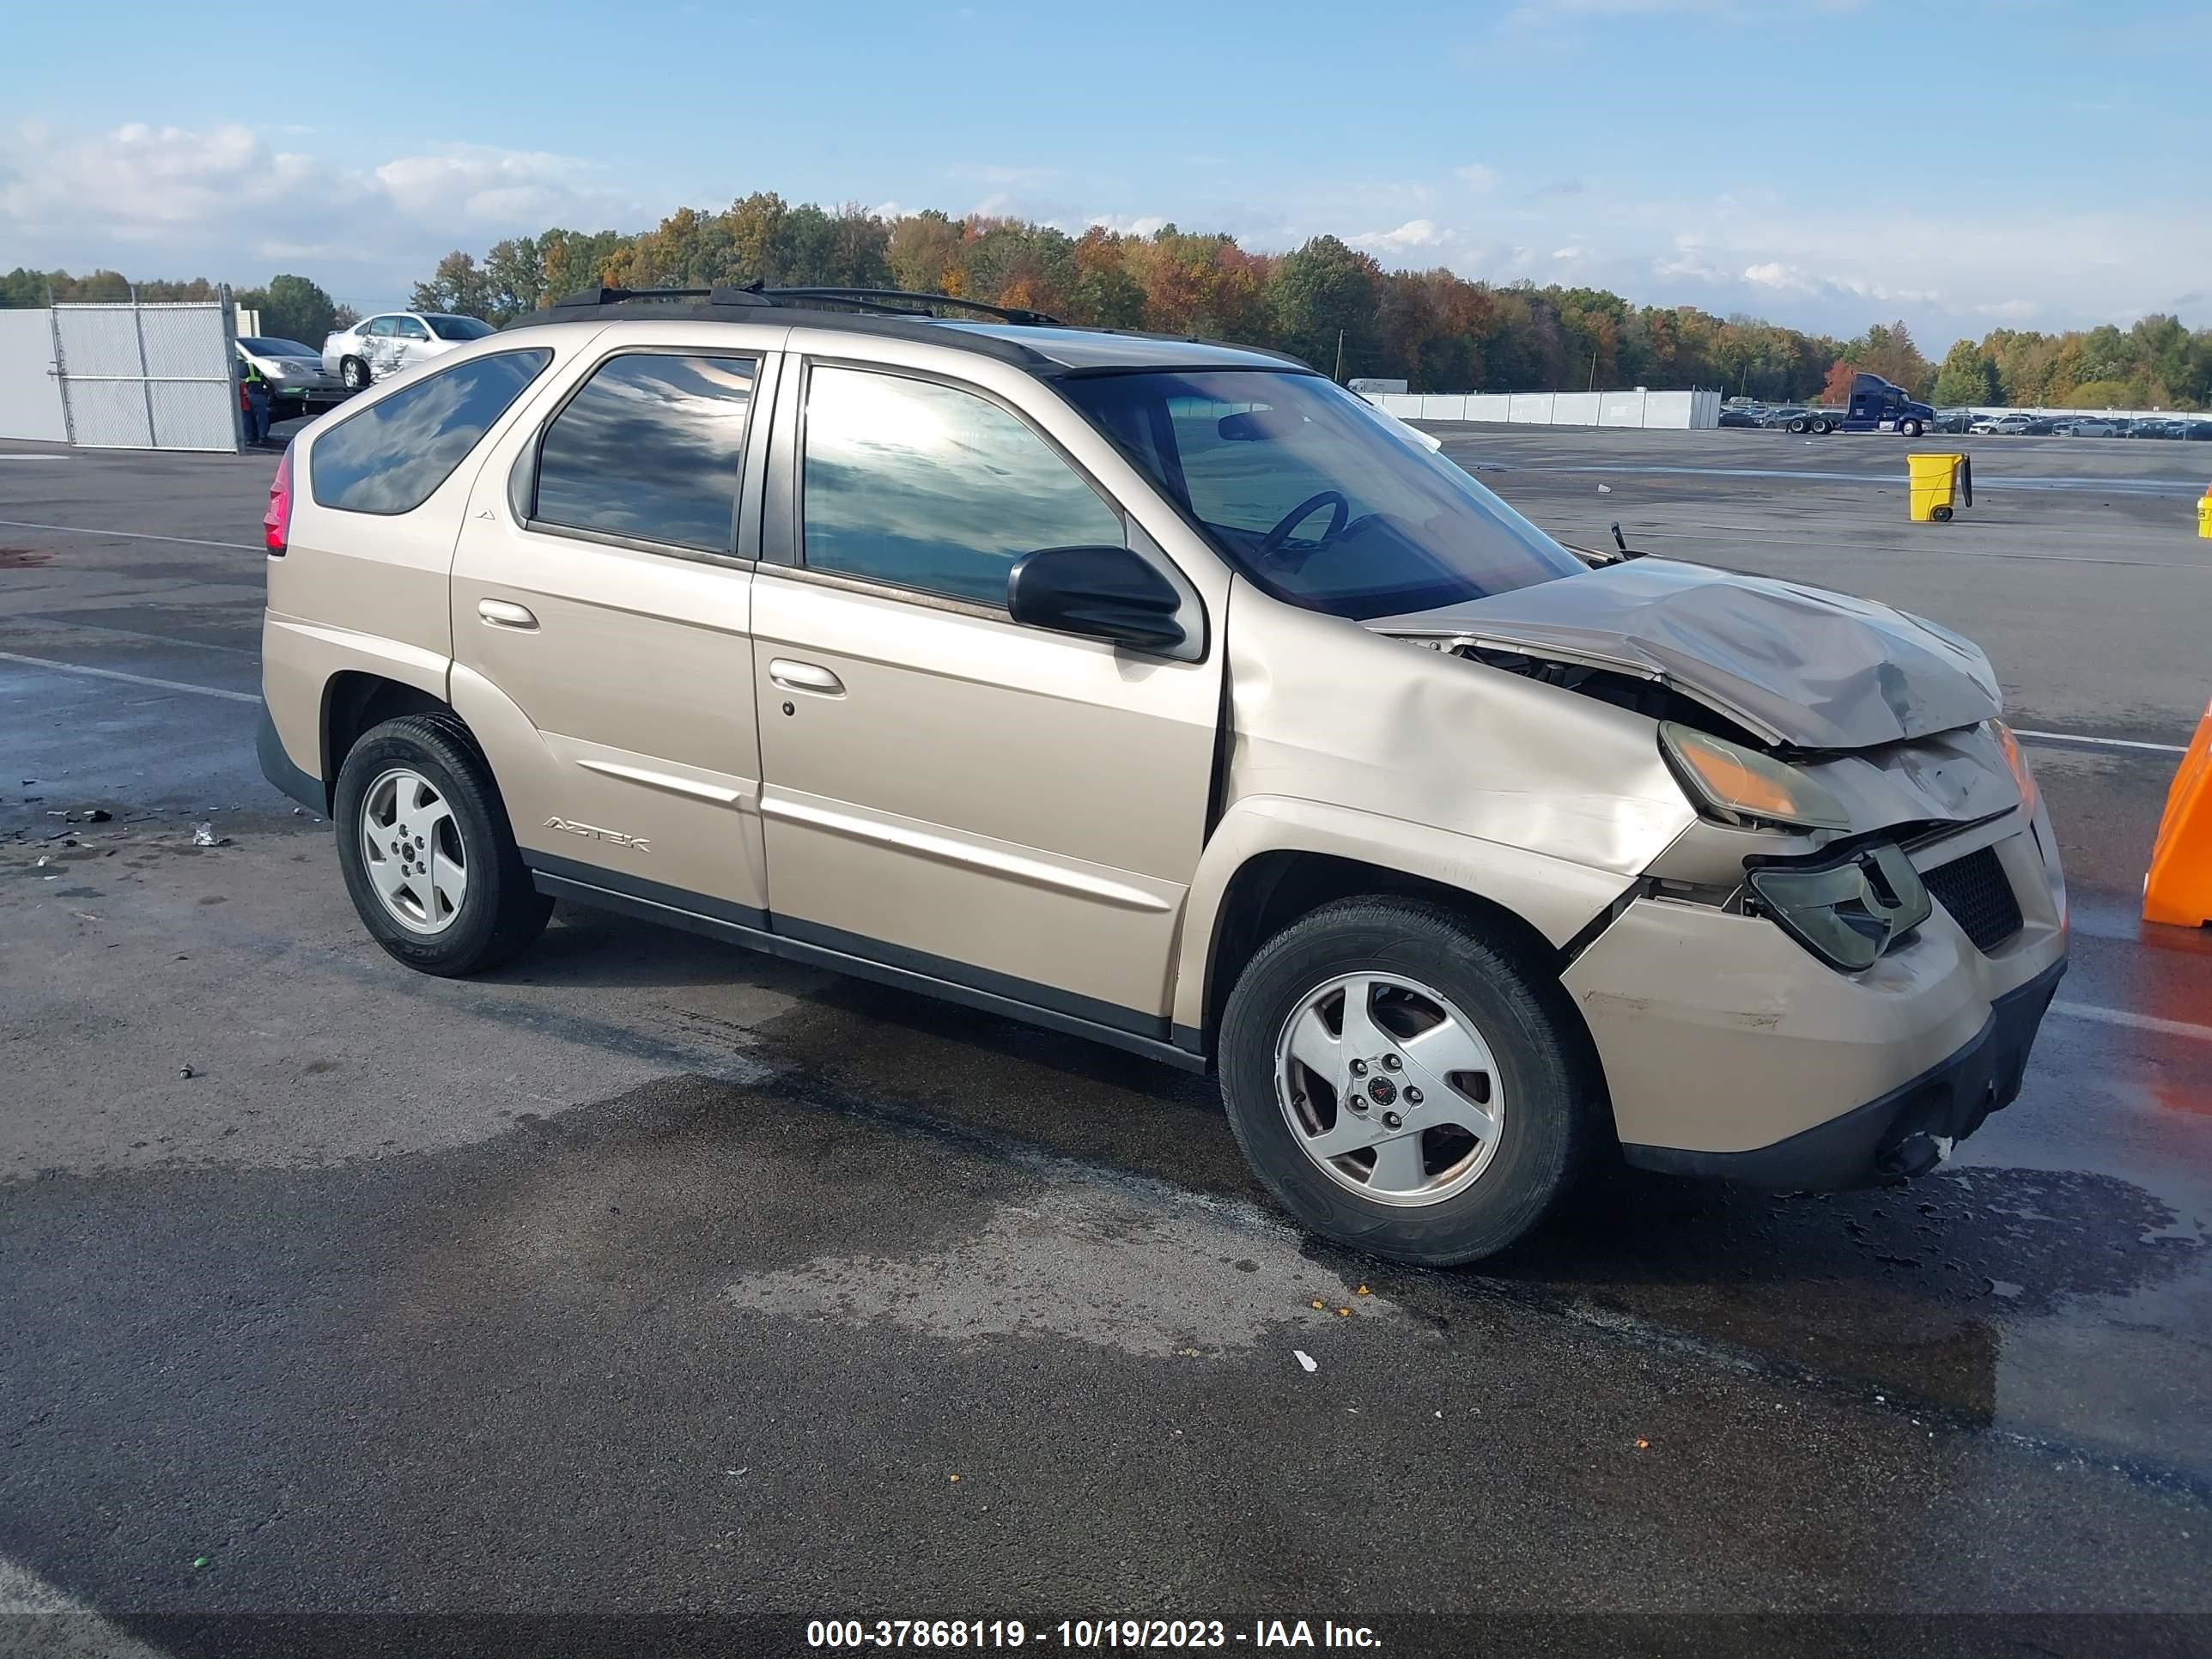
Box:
[1367,558,2069,1187]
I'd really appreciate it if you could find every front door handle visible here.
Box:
[478,598,538,630]
[769,659,844,696]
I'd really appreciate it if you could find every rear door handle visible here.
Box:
[769,659,844,696]
[477,599,538,630]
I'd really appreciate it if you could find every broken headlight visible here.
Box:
[1991,720,2039,815]
[1745,842,1933,972]
[1659,722,1850,833]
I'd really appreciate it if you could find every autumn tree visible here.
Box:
[410,251,491,318]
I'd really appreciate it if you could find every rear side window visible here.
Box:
[311,349,550,515]
[532,353,757,553]
[802,367,1121,605]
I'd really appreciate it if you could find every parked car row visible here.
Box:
[1960,410,2212,439]
[1723,399,2212,440]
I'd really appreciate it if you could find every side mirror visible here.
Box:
[1006,544,1186,653]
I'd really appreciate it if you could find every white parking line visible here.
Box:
[0,1554,170,1652]
[0,648,257,704]
[0,516,259,551]
[2015,729,2190,756]
[2051,1001,2212,1043]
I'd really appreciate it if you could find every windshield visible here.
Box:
[1060,369,1582,619]
[427,315,495,341]
[240,337,319,357]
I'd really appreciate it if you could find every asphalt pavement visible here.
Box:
[2,427,2209,1655]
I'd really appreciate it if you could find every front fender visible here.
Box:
[1170,794,1642,1034]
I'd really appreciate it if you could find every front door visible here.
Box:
[450,341,779,913]
[751,360,1220,1032]
[387,315,433,375]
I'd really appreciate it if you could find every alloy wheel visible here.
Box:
[1273,972,1506,1207]
[359,767,467,934]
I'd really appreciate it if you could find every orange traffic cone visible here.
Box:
[2144,697,2212,927]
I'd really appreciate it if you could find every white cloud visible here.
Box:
[1743,260,1817,293]
[1455,163,1499,192]
[1085,213,1167,237]
[1352,218,1452,252]
[0,120,638,306]
[1552,245,1584,261]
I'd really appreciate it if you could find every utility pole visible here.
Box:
[1334,329,1345,382]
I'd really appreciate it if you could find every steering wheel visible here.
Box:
[1256,490,1350,558]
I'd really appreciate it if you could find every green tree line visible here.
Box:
[0,267,358,348]
[399,198,1849,400]
[13,193,2210,407]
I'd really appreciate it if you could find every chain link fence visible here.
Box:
[51,295,241,451]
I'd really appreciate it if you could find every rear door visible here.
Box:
[449,324,783,912]
[749,343,1222,1032]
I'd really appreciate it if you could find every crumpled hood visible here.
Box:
[1366,558,2002,750]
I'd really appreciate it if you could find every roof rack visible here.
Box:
[535,283,1063,326]
[762,288,1066,327]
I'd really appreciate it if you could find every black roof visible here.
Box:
[499,284,1312,376]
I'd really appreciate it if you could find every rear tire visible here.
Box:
[332,713,550,976]
[1786,416,1809,434]
[1218,896,1601,1267]
[1811,416,1833,434]
[339,356,369,392]
[1931,504,1954,521]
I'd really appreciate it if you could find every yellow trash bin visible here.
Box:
[2198,485,2211,539]
[1908,452,1972,522]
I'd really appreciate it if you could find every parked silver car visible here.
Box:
[235,337,343,422]
[321,312,497,392]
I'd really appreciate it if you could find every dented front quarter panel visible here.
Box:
[1170,579,1698,1030]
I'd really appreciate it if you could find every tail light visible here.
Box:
[264,451,292,556]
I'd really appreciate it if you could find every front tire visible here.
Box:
[1218,896,1601,1266]
[332,713,550,976]
[1899,418,1923,438]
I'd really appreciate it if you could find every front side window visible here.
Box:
[393,318,431,341]
[311,349,551,515]
[532,352,757,552]
[802,367,1122,606]
[1062,369,1582,620]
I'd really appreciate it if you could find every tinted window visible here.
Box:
[1063,369,1581,620]
[240,337,319,356]
[311,349,551,515]
[532,354,756,552]
[428,315,495,341]
[392,318,430,340]
[802,368,1121,605]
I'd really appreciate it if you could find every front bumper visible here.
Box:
[1618,956,2063,1187]
[1561,816,2069,1188]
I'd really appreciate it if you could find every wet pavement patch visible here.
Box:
[5,1070,2211,1623]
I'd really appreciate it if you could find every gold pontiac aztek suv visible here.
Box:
[256,285,2068,1265]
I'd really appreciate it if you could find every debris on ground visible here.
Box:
[1596,483,1613,495]
[178,1066,196,1080]
[1294,1350,1317,1374]
[191,823,226,847]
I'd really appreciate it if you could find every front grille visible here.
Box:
[1923,845,2023,953]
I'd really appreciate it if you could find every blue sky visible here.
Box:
[3,0,2205,345]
